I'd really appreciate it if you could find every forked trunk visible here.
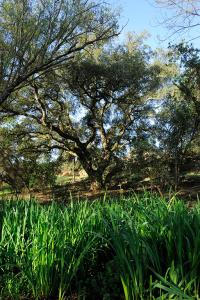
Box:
[89,172,105,191]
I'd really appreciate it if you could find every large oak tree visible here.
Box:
[1,41,161,188]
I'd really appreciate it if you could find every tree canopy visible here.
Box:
[0,0,118,105]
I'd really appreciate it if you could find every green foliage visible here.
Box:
[0,0,118,105]
[24,160,59,190]
[0,125,61,191]
[1,195,200,299]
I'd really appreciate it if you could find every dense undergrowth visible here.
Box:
[0,194,200,299]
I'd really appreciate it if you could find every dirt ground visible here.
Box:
[1,174,200,204]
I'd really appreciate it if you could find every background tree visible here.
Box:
[155,97,197,187]
[153,44,200,188]
[155,0,200,40]
[0,124,62,192]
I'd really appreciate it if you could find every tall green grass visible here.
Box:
[0,194,200,299]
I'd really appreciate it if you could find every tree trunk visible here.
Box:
[73,157,75,183]
[89,172,105,191]
[174,158,179,190]
[74,148,113,191]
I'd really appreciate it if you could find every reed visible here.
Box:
[0,194,200,299]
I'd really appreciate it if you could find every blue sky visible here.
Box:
[108,0,200,49]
